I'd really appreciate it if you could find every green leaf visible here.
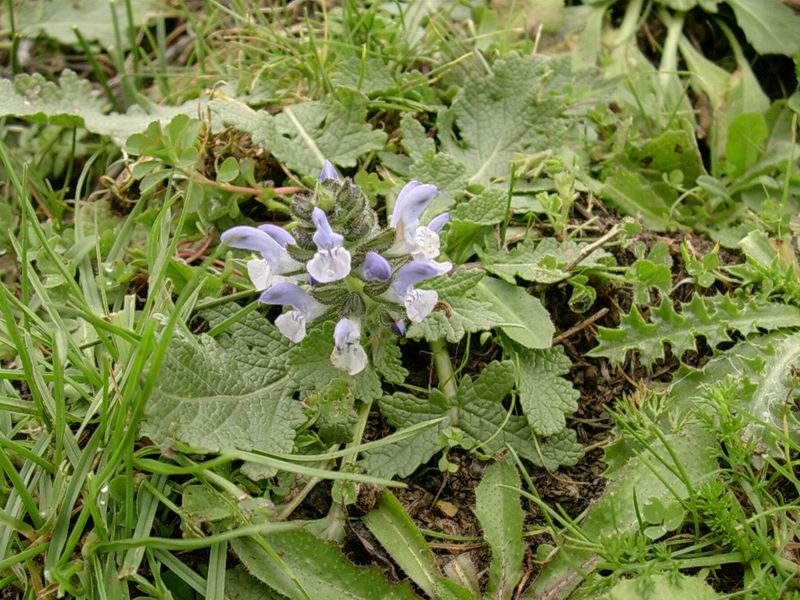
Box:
[370,330,409,385]
[600,169,672,231]
[725,0,800,56]
[589,294,800,367]
[514,346,579,436]
[7,0,157,48]
[142,311,306,480]
[744,331,800,454]
[436,578,479,600]
[474,460,525,600]
[408,149,469,216]
[630,129,705,185]
[400,114,435,160]
[231,529,418,600]
[225,568,282,600]
[407,270,505,343]
[331,55,396,95]
[527,429,717,599]
[363,491,440,597]
[0,70,208,144]
[362,361,583,479]
[480,238,610,284]
[437,53,568,186]
[288,321,383,402]
[602,574,720,600]
[212,91,386,177]
[451,189,509,226]
[473,277,554,349]
[725,112,768,176]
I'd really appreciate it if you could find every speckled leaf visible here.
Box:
[475,460,524,600]
[232,529,418,600]
[0,71,208,144]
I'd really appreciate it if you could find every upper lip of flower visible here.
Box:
[221,225,301,274]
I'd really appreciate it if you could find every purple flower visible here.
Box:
[260,283,326,342]
[319,160,339,182]
[359,252,392,281]
[386,260,451,323]
[388,182,449,261]
[331,318,367,374]
[221,226,302,291]
[307,208,351,283]
[389,182,439,230]
[257,224,296,247]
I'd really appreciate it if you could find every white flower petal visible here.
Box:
[331,343,368,375]
[411,226,441,260]
[246,258,273,291]
[275,310,307,342]
[307,247,352,283]
[404,288,438,322]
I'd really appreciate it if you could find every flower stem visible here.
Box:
[430,338,458,400]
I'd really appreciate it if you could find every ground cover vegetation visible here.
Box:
[1,0,800,597]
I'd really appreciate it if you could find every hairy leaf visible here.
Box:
[589,294,800,367]
[451,189,509,226]
[231,529,418,600]
[603,574,719,600]
[212,91,386,177]
[475,460,524,600]
[363,491,440,596]
[514,346,579,436]
[362,361,582,479]
[7,0,156,48]
[437,53,568,185]
[480,238,610,284]
[143,315,305,479]
[0,71,207,143]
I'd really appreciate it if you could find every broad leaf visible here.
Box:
[226,568,282,600]
[473,277,554,349]
[480,238,610,284]
[363,491,440,597]
[361,361,582,479]
[602,574,719,600]
[437,53,568,186]
[600,169,672,231]
[514,346,579,436]
[231,529,418,600]
[451,189,509,226]
[7,0,156,48]
[0,71,208,144]
[212,91,386,177]
[725,0,800,56]
[475,460,524,600]
[143,311,305,479]
[407,270,505,343]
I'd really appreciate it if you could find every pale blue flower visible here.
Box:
[221,226,302,291]
[319,160,339,182]
[388,182,449,261]
[331,318,368,375]
[260,283,326,342]
[359,252,392,281]
[387,260,451,323]
[307,208,352,283]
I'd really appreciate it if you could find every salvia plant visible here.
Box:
[220,161,451,375]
